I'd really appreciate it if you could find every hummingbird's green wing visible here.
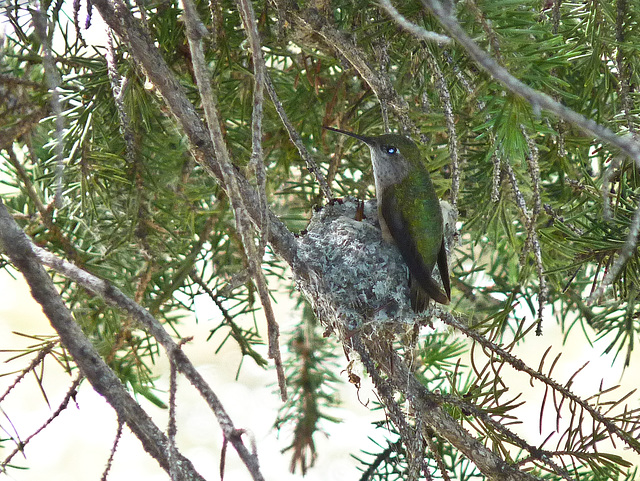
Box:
[380,185,450,307]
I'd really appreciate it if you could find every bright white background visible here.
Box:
[0,271,384,481]
[2,267,640,481]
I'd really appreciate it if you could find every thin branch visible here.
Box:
[5,145,47,217]
[0,342,55,404]
[0,107,47,151]
[0,73,45,90]
[2,210,267,481]
[435,392,574,480]
[353,337,432,481]
[601,156,621,222]
[428,49,461,210]
[521,126,547,332]
[0,200,207,481]
[168,339,190,480]
[191,270,267,366]
[105,28,136,165]
[436,308,640,455]
[503,161,547,334]
[29,1,65,207]
[615,0,635,136]
[100,418,124,481]
[264,76,333,202]
[1,375,82,469]
[179,0,286,400]
[491,149,502,203]
[378,0,451,44]
[235,0,270,254]
[521,126,542,223]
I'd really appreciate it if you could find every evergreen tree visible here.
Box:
[1,0,640,479]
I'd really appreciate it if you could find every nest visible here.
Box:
[294,197,454,337]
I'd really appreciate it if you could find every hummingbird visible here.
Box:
[324,126,451,311]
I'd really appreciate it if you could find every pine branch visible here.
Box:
[0,200,207,481]
[179,0,286,400]
[89,0,298,267]
[280,3,415,132]
[1,376,82,470]
[412,0,640,162]
[437,309,640,456]
[0,199,266,481]
[351,332,541,481]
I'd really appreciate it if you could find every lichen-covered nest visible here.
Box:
[294,197,452,336]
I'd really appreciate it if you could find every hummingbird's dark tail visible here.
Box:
[410,277,430,312]
[410,274,449,312]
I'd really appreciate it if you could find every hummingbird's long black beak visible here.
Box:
[323,126,374,145]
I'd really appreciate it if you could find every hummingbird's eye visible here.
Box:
[385,146,398,155]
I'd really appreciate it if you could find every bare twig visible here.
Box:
[0,108,47,151]
[601,156,621,222]
[0,342,56,404]
[264,76,333,202]
[179,0,286,400]
[2,376,82,469]
[72,0,87,47]
[520,126,547,333]
[29,1,65,207]
[100,419,124,481]
[167,339,191,480]
[352,337,432,481]
[522,126,542,222]
[0,207,267,480]
[0,200,208,481]
[5,145,48,217]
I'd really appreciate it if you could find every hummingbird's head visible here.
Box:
[324,127,420,190]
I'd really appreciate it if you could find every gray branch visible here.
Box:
[0,198,267,481]
[0,200,206,481]
[88,0,298,269]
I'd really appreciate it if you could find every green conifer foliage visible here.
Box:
[2,0,640,479]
